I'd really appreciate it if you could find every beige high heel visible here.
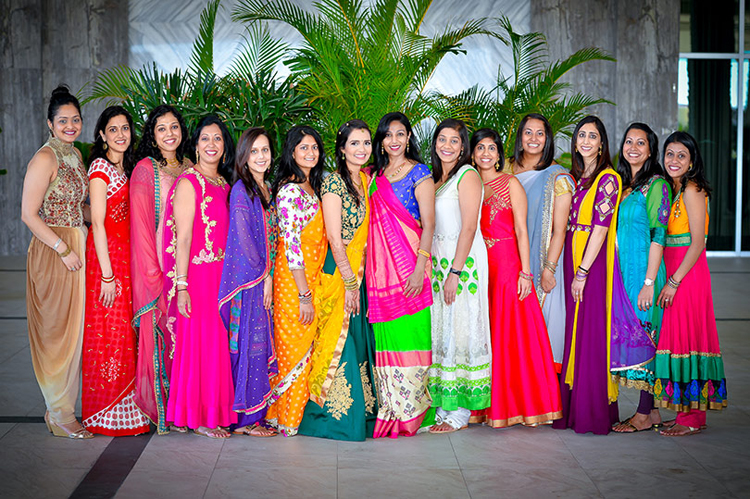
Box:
[46,414,94,439]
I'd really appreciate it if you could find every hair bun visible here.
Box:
[50,85,72,98]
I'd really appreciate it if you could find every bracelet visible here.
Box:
[667,276,681,289]
[577,265,590,274]
[519,270,533,281]
[59,247,72,258]
[543,259,558,274]
[343,275,359,291]
[449,267,462,277]
[418,249,431,259]
[176,274,188,280]
[101,274,115,283]
[298,291,313,305]
[177,289,189,293]
[575,270,588,282]
[52,238,62,251]
[176,280,188,287]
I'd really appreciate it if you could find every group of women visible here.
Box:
[22,85,727,441]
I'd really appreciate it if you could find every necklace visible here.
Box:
[673,188,684,219]
[386,160,410,179]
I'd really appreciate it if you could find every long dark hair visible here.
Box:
[470,128,505,169]
[430,118,470,183]
[372,112,422,177]
[617,122,665,192]
[663,131,712,197]
[89,106,136,177]
[190,114,235,184]
[335,119,371,207]
[272,125,325,200]
[510,113,555,171]
[136,105,189,165]
[234,127,274,210]
[47,85,81,125]
[570,115,612,188]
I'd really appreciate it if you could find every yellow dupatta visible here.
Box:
[564,168,622,403]
[308,171,370,406]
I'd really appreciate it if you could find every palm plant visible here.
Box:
[425,17,615,160]
[83,0,309,153]
[232,0,492,152]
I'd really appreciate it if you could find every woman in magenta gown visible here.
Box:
[163,115,236,438]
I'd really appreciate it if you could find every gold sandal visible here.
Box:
[47,416,94,439]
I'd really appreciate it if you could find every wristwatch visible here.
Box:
[644,278,655,286]
[449,267,462,277]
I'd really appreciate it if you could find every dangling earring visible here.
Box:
[380,144,384,155]
[406,142,410,153]
[103,142,108,151]
[598,145,602,156]
[494,160,501,172]
[152,141,157,148]
[460,147,464,156]
[222,152,226,164]
[574,146,578,153]
[196,150,200,163]
[48,128,54,136]
[689,163,693,170]
[471,158,475,167]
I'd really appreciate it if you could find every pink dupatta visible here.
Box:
[366,173,432,323]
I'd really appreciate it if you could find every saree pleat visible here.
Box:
[267,209,327,435]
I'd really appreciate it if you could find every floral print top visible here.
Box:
[277,182,319,269]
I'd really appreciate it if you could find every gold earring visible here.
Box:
[196,151,200,162]
[598,145,602,156]
[48,128,54,136]
[152,141,157,148]
[381,144,384,155]
[471,158,475,167]
[689,163,693,170]
[406,142,410,153]
[574,146,578,153]
[103,142,108,151]
[222,152,226,163]
[495,160,501,171]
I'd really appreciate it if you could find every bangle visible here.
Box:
[176,274,188,280]
[298,290,312,305]
[59,247,72,258]
[543,259,557,274]
[418,249,431,259]
[667,276,681,289]
[519,270,533,281]
[101,274,115,283]
[575,270,588,281]
[52,238,62,251]
[177,289,189,293]
[577,265,589,274]
[449,267,462,277]
[176,280,188,287]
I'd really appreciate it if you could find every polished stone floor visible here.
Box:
[0,255,748,498]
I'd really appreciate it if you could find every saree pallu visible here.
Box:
[27,226,86,426]
[516,166,573,372]
[298,252,378,441]
[130,158,175,434]
[366,174,433,438]
[267,209,327,436]
[654,196,726,412]
[219,183,278,429]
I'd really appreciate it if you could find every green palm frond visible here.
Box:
[188,0,221,77]
[228,23,288,79]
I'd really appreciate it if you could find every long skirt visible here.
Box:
[653,247,727,412]
[26,227,86,426]
[298,252,378,441]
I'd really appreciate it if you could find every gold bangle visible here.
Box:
[59,247,72,258]
[418,249,430,259]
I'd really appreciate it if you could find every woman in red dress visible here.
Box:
[82,106,150,436]
[471,128,562,428]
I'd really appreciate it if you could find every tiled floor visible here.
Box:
[1,255,748,498]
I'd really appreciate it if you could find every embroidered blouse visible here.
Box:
[39,137,88,227]
[277,182,320,269]
[569,172,619,231]
[390,163,431,222]
[321,172,365,240]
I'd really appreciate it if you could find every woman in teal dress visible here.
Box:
[612,123,672,433]
[298,120,378,440]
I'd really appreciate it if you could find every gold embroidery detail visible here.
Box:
[326,361,353,420]
[360,361,376,415]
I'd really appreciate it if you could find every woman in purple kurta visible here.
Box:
[553,116,655,435]
[219,128,279,436]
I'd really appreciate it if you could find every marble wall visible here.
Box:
[0,0,129,255]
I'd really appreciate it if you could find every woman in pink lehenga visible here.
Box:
[131,105,191,434]
[162,115,236,438]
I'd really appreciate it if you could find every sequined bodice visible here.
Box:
[40,138,88,227]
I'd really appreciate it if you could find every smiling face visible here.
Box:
[472,137,500,173]
[48,104,82,143]
[154,112,182,156]
[576,123,601,164]
[341,128,372,170]
[663,141,691,183]
[435,127,462,168]
[382,120,410,160]
[246,134,272,178]
[292,134,320,175]
[622,128,650,170]
[195,124,224,166]
[99,114,131,156]
[521,118,546,156]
